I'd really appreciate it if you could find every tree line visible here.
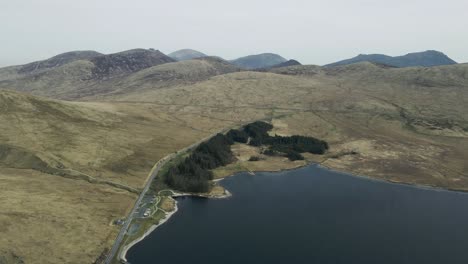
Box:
[228,121,329,161]
[164,121,329,193]
[164,134,234,193]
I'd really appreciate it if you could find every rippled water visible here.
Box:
[127,164,468,264]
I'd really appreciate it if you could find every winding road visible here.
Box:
[104,123,247,264]
[103,154,169,264]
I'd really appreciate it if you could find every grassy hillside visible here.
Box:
[80,57,242,101]
[88,49,175,78]
[18,50,102,74]
[0,49,173,83]
[2,59,467,189]
[0,56,241,100]
[103,66,468,190]
[0,51,102,82]
[0,90,236,263]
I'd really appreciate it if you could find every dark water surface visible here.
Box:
[127,165,468,264]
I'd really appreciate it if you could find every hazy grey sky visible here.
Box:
[1,0,467,66]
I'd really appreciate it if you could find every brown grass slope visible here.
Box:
[104,64,468,190]
[79,57,242,101]
[0,90,233,263]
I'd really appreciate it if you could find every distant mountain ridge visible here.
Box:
[0,48,464,101]
[326,50,457,68]
[255,59,302,72]
[230,53,287,69]
[0,49,239,100]
[89,49,175,78]
[269,59,301,69]
[18,50,103,74]
[169,49,207,61]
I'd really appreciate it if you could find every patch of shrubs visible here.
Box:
[285,151,304,161]
[329,150,359,159]
[262,148,281,156]
[248,156,261,161]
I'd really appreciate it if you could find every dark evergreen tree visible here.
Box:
[285,151,304,161]
[164,133,234,193]
[226,129,249,143]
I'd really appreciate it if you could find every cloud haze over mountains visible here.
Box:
[1,0,467,66]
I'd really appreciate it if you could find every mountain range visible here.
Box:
[0,49,462,101]
[169,50,297,69]
[326,50,457,68]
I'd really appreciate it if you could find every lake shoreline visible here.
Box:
[120,190,232,263]
[216,160,468,194]
[125,161,468,264]
[119,199,179,263]
[120,160,467,263]
[315,163,468,195]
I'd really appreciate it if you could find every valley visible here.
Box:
[0,49,467,263]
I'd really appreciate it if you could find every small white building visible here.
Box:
[143,208,151,217]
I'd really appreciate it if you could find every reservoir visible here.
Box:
[127,164,468,264]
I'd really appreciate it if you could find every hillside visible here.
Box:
[256,59,302,72]
[0,57,241,100]
[111,64,468,190]
[19,50,103,74]
[326,50,457,67]
[267,64,322,76]
[269,59,301,68]
[75,56,242,100]
[0,55,241,100]
[0,49,174,85]
[0,50,102,81]
[89,49,175,78]
[230,53,287,69]
[0,89,234,263]
[168,49,207,61]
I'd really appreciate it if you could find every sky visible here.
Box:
[1,0,467,67]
